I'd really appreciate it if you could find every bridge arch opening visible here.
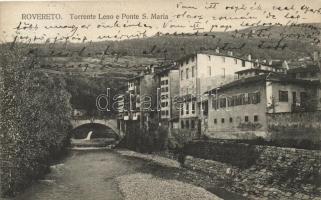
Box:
[71,123,119,140]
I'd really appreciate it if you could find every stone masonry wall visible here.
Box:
[182,142,321,199]
[267,111,321,141]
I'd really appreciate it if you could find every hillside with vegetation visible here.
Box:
[33,23,320,60]
[4,23,320,112]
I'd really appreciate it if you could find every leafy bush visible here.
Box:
[118,120,169,153]
[0,44,72,197]
[168,129,193,150]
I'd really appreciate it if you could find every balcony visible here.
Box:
[291,103,311,112]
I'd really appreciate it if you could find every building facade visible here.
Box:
[158,67,180,131]
[206,74,320,139]
[177,52,285,138]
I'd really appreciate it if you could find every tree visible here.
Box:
[0,44,72,197]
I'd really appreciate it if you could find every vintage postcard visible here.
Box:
[0,0,321,199]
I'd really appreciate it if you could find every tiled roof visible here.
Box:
[205,73,320,94]
[235,68,277,74]
[176,52,284,68]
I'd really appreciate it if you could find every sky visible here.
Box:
[0,0,320,43]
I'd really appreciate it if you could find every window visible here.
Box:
[279,90,288,102]
[249,92,261,104]
[243,93,249,104]
[181,70,184,80]
[221,56,226,62]
[229,117,233,123]
[212,99,218,110]
[242,60,246,67]
[181,120,185,129]
[221,118,225,123]
[186,120,190,129]
[165,110,169,116]
[192,66,195,77]
[191,120,195,129]
[254,115,259,122]
[192,102,195,114]
[161,94,169,99]
[186,68,189,79]
[214,119,217,124]
[180,104,184,115]
[208,66,211,76]
[300,92,308,107]
[203,102,208,116]
[227,97,233,107]
[161,80,168,85]
[234,58,237,64]
[245,116,249,122]
[186,103,189,115]
[220,98,226,108]
[161,102,168,107]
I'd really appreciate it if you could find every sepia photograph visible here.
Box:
[0,0,321,199]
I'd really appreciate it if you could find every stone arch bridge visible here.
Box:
[70,117,124,138]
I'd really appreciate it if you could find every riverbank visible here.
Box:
[3,149,230,200]
[116,149,248,200]
[116,147,321,200]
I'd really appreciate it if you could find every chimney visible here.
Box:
[215,47,220,54]
[248,54,252,61]
[227,51,233,56]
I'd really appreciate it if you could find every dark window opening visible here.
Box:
[254,115,258,122]
[242,60,246,67]
[186,68,189,79]
[191,120,195,129]
[245,116,249,122]
[192,103,196,114]
[279,90,289,102]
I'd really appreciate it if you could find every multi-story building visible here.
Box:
[205,72,320,139]
[117,64,176,133]
[157,66,180,132]
[177,51,286,137]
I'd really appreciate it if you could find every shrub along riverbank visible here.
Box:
[0,45,72,197]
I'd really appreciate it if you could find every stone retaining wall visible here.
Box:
[181,144,321,199]
[267,111,321,141]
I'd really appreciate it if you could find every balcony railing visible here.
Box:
[291,103,308,112]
